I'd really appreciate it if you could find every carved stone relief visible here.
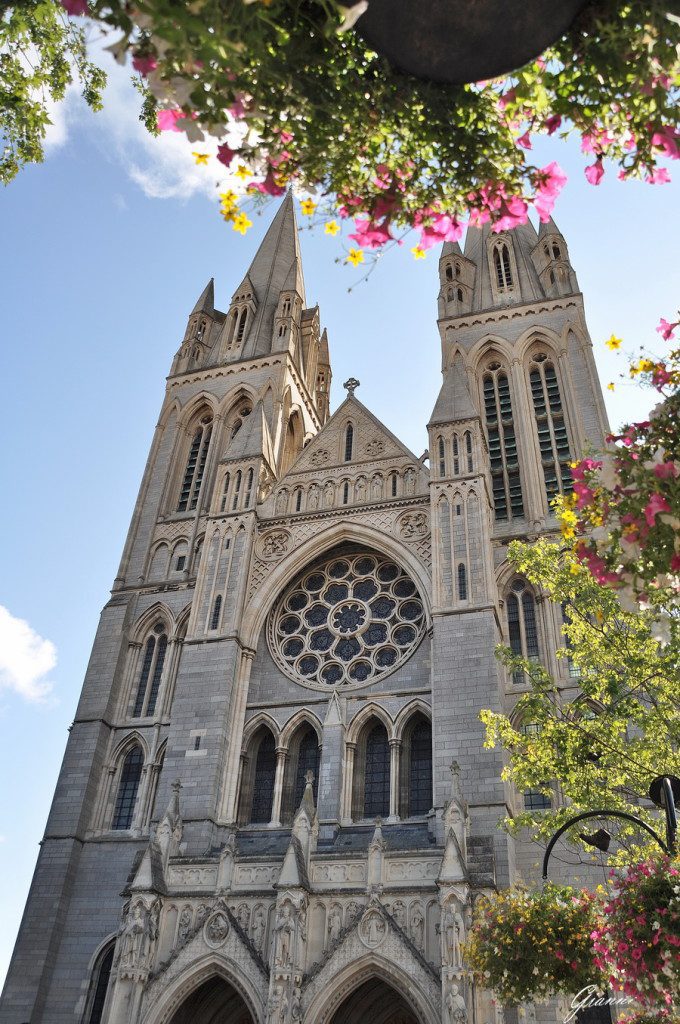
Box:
[257,529,291,561]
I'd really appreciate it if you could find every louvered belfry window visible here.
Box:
[483,363,524,521]
[529,352,573,504]
[178,414,212,511]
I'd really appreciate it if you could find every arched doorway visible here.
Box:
[167,976,255,1024]
[329,978,420,1024]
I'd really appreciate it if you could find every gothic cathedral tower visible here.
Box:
[1,200,609,1024]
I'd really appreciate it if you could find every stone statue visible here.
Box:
[355,476,367,502]
[291,985,302,1024]
[308,484,319,510]
[328,905,342,945]
[392,900,406,929]
[274,902,294,966]
[371,474,383,500]
[404,467,416,495]
[120,903,148,968]
[446,985,468,1024]
[443,904,465,966]
[411,904,424,949]
[252,906,266,950]
[275,490,288,515]
[323,481,335,508]
[177,906,193,947]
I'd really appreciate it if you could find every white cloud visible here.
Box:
[0,606,56,703]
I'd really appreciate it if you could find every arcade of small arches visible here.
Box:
[236,706,433,828]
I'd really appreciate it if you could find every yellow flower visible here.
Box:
[192,152,210,165]
[221,207,236,223]
[219,189,238,207]
[234,164,250,181]
[346,248,364,266]
[324,220,340,236]
[300,198,317,216]
[607,382,615,391]
[232,212,253,235]
[639,358,655,372]
[605,334,622,351]
[411,245,426,260]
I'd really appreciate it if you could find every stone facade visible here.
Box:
[0,198,609,1024]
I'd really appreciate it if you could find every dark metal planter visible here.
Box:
[352,0,590,85]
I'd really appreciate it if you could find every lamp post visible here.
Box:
[541,774,680,881]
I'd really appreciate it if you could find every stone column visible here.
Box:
[341,742,356,824]
[271,749,288,826]
[388,739,401,821]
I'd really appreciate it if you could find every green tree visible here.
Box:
[482,538,680,864]
[1,0,106,184]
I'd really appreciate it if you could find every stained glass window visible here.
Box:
[409,720,432,815]
[364,723,390,818]
[251,732,276,823]
[86,944,114,1024]
[293,729,320,810]
[112,747,144,830]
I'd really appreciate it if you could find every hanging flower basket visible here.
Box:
[43,0,679,259]
[464,884,604,1005]
[591,856,680,1008]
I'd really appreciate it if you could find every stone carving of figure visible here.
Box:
[274,903,294,966]
[297,902,307,944]
[392,900,406,930]
[278,988,289,1024]
[355,476,367,502]
[371,474,383,501]
[400,511,428,539]
[206,911,229,944]
[120,903,149,968]
[323,481,335,508]
[177,906,193,947]
[268,983,282,1024]
[446,985,468,1024]
[404,467,416,495]
[364,912,386,947]
[196,903,210,928]
[252,906,266,950]
[263,531,288,557]
[291,986,302,1024]
[275,490,288,516]
[328,905,343,946]
[308,484,319,510]
[346,901,360,925]
[443,904,464,966]
[411,903,425,949]
[237,904,250,932]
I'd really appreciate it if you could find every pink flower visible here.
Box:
[644,493,671,526]
[229,94,249,119]
[545,114,562,135]
[654,461,678,479]
[585,160,605,186]
[498,88,517,110]
[670,554,680,572]
[349,217,393,249]
[280,130,294,144]
[651,126,680,159]
[534,162,568,221]
[492,195,528,232]
[252,171,286,196]
[132,53,157,76]
[157,109,184,132]
[516,132,532,150]
[60,0,88,13]
[216,143,237,167]
[656,318,677,341]
[646,168,671,184]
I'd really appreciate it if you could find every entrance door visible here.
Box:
[167,976,254,1024]
[329,978,420,1024]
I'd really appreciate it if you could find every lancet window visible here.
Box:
[492,242,513,291]
[178,413,212,512]
[482,362,523,520]
[132,623,167,717]
[507,579,539,684]
[528,351,573,504]
[111,746,144,830]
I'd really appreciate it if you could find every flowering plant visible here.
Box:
[464,884,603,1004]
[591,856,680,1007]
[5,0,679,260]
[561,315,680,630]
[618,1012,680,1024]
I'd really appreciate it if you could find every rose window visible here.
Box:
[268,550,425,689]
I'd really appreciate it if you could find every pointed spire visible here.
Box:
[192,278,214,315]
[241,193,306,357]
[537,215,561,238]
[429,352,477,425]
[297,769,317,823]
[441,240,463,258]
[224,400,275,468]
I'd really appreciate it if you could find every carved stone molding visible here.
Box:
[396,510,430,542]
[257,529,291,561]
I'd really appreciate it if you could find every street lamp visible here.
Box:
[541,775,680,881]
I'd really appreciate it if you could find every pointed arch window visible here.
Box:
[507,579,539,684]
[529,352,573,504]
[520,723,551,809]
[390,472,398,497]
[295,488,302,512]
[244,468,254,509]
[84,942,115,1024]
[232,470,242,510]
[178,414,212,512]
[465,431,473,472]
[483,363,523,520]
[112,746,144,830]
[438,436,446,477]
[343,481,349,505]
[493,242,513,291]
[452,435,460,475]
[227,309,239,348]
[236,307,248,345]
[457,563,468,601]
[561,602,580,678]
[344,423,354,462]
[282,726,320,824]
[407,718,432,816]
[250,731,276,823]
[445,264,453,281]
[132,624,167,717]
[210,594,222,631]
[363,722,390,818]
[220,472,231,513]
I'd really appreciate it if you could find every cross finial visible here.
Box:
[343,377,360,397]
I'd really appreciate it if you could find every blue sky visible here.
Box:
[0,48,679,987]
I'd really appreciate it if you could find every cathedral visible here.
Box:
[0,194,609,1024]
